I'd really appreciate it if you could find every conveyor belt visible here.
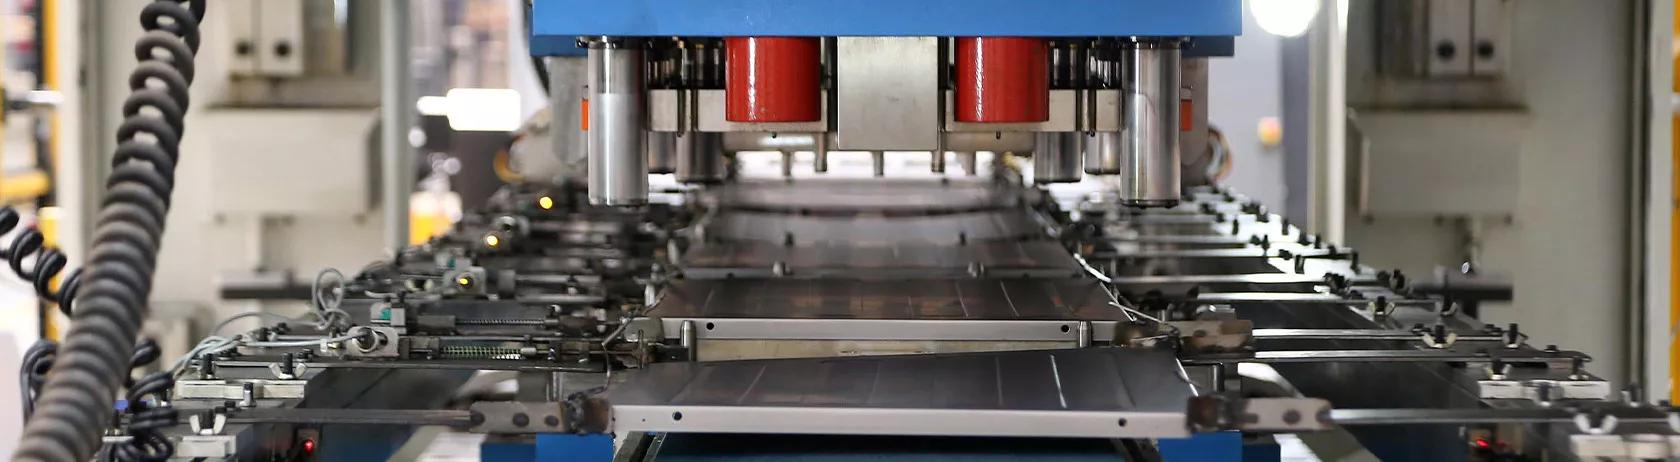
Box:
[608,348,1196,438]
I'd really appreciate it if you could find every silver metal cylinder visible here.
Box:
[587,38,647,205]
[675,132,724,183]
[679,320,698,362]
[871,151,886,177]
[813,133,829,173]
[647,132,676,174]
[958,151,978,176]
[1084,131,1123,174]
[1032,132,1083,184]
[380,0,413,253]
[1120,39,1182,207]
[931,151,946,174]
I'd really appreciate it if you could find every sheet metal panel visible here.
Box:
[608,348,1197,438]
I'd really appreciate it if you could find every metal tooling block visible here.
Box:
[649,278,1128,341]
[679,240,1080,279]
[705,210,1044,246]
[707,179,1025,215]
[607,348,1197,438]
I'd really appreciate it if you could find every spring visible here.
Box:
[0,207,85,314]
[441,346,532,359]
[15,1,204,461]
[457,318,548,326]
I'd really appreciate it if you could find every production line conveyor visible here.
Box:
[157,177,1662,461]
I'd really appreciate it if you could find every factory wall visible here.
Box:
[1210,0,1289,212]
[1344,0,1637,384]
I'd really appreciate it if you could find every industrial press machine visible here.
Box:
[6,0,1674,461]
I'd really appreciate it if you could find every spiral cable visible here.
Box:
[103,340,178,462]
[17,340,56,421]
[14,1,204,461]
[0,207,86,314]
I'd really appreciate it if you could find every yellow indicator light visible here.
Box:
[538,196,554,210]
[484,234,501,248]
[457,276,473,287]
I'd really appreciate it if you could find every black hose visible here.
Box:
[13,1,204,460]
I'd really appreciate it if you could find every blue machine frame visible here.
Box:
[531,0,1241,56]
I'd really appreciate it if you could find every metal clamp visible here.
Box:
[1419,325,1457,349]
[1574,411,1619,435]
[189,410,228,436]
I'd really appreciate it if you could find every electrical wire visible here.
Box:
[310,268,350,330]
[1073,252,1177,333]
[169,326,374,375]
[15,1,206,460]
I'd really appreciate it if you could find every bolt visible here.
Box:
[280,353,295,376]
[1475,40,1495,60]
[1435,40,1458,60]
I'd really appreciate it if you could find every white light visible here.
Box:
[441,88,522,132]
[1252,0,1320,38]
[415,96,448,116]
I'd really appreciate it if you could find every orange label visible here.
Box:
[580,98,590,131]
[1180,99,1194,132]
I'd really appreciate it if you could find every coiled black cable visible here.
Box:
[14,1,204,461]
[0,207,85,314]
[17,340,55,421]
[103,340,178,462]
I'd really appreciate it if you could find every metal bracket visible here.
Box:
[468,398,611,434]
[1187,396,1332,433]
[176,379,308,401]
[1476,378,1612,402]
[342,326,402,358]
[175,435,237,459]
[1125,320,1253,352]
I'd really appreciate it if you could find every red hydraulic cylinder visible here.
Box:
[725,37,822,123]
[954,37,1050,123]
